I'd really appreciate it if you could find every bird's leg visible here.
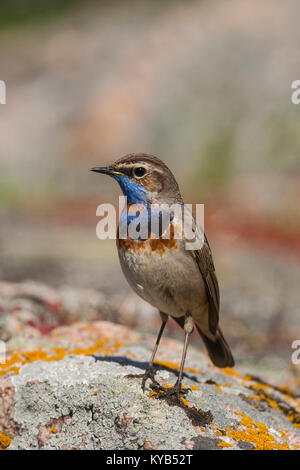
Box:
[173,313,194,399]
[126,313,168,390]
[141,312,168,391]
[151,312,194,401]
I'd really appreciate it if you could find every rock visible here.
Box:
[0,281,299,450]
[0,321,300,450]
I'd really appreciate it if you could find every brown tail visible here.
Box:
[196,326,235,368]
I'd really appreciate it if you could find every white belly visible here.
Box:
[117,239,208,319]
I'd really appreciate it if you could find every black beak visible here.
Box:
[90,166,123,176]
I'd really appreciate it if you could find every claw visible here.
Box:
[141,366,159,392]
[125,366,160,392]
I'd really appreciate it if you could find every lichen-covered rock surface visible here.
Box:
[0,282,299,450]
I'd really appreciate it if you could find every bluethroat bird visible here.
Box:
[91,154,234,399]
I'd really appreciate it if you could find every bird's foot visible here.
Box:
[125,366,160,392]
[150,381,189,403]
[141,366,160,392]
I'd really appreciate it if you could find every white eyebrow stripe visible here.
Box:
[115,162,165,175]
[153,167,163,174]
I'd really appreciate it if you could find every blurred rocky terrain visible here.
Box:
[0,0,300,225]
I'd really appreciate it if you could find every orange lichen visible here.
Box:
[250,386,277,408]
[0,338,125,377]
[247,395,261,401]
[0,433,12,449]
[24,348,67,363]
[217,442,232,447]
[243,375,252,381]
[180,397,190,407]
[153,360,201,375]
[287,410,300,429]
[224,412,290,450]
[93,391,98,396]
[154,360,180,371]
[71,340,106,355]
[0,349,68,376]
[190,385,199,391]
[248,384,300,430]
[279,430,289,440]
[214,384,223,393]
[278,386,293,395]
[0,352,22,369]
[223,367,240,378]
[185,367,202,374]
[0,366,20,376]
[51,426,56,433]
[251,382,271,391]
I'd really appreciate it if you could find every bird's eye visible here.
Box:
[133,167,146,178]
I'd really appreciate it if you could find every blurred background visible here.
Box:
[0,0,299,389]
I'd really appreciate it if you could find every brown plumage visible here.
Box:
[91,153,234,399]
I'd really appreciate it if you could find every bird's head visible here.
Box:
[91,153,182,205]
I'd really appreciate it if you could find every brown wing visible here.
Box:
[190,233,220,336]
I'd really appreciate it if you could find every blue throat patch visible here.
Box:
[113,175,170,239]
[112,174,148,205]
